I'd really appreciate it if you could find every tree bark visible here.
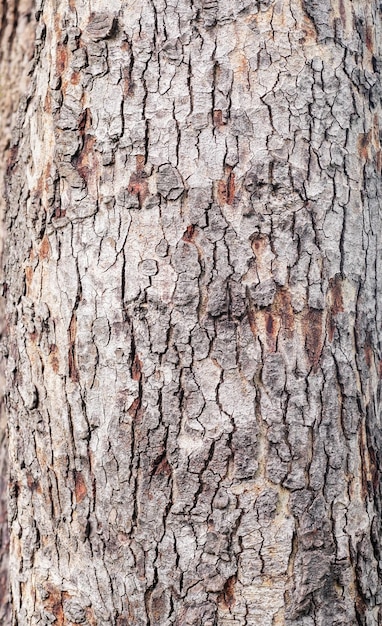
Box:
[0,0,35,620]
[3,0,382,624]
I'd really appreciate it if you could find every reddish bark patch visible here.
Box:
[182,224,196,243]
[227,171,235,205]
[56,43,68,75]
[218,576,236,610]
[128,397,142,418]
[78,108,92,136]
[75,135,96,183]
[366,24,374,53]
[74,471,87,503]
[44,89,52,114]
[136,154,145,171]
[71,71,81,85]
[154,456,172,477]
[39,235,50,261]
[265,312,280,353]
[304,309,324,367]
[49,344,60,373]
[300,14,317,44]
[213,110,225,127]
[251,234,268,258]
[29,331,38,343]
[364,344,373,369]
[131,353,142,381]
[25,266,33,288]
[358,131,371,161]
[128,170,149,208]
[54,207,67,218]
[86,607,98,626]
[217,166,235,206]
[27,473,41,494]
[122,67,134,97]
[43,586,65,625]
[329,275,344,316]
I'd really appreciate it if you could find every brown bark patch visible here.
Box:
[153,456,172,477]
[25,266,33,288]
[251,234,268,257]
[366,24,374,53]
[74,471,87,503]
[39,235,50,260]
[122,67,134,96]
[56,43,68,75]
[43,586,65,625]
[182,224,196,243]
[358,131,372,161]
[70,71,81,85]
[217,575,236,609]
[26,473,41,494]
[364,344,373,369]
[44,89,52,114]
[300,14,317,44]
[217,166,235,206]
[131,353,142,381]
[54,207,66,218]
[264,312,280,352]
[128,170,149,208]
[49,344,60,373]
[75,135,96,183]
[136,154,145,171]
[329,275,344,315]
[78,107,92,136]
[304,309,324,367]
[213,110,225,127]
[128,397,142,419]
[273,288,294,337]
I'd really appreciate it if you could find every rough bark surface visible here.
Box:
[3,0,382,624]
[0,0,35,620]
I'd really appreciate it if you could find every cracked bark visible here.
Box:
[2,0,382,624]
[0,0,35,620]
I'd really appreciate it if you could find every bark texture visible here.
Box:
[3,0,382,624]
[0,0,35,620]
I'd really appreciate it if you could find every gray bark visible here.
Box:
[3,0,382,624]
[0,0,35,620]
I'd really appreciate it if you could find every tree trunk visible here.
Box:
[3,0,382,624]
